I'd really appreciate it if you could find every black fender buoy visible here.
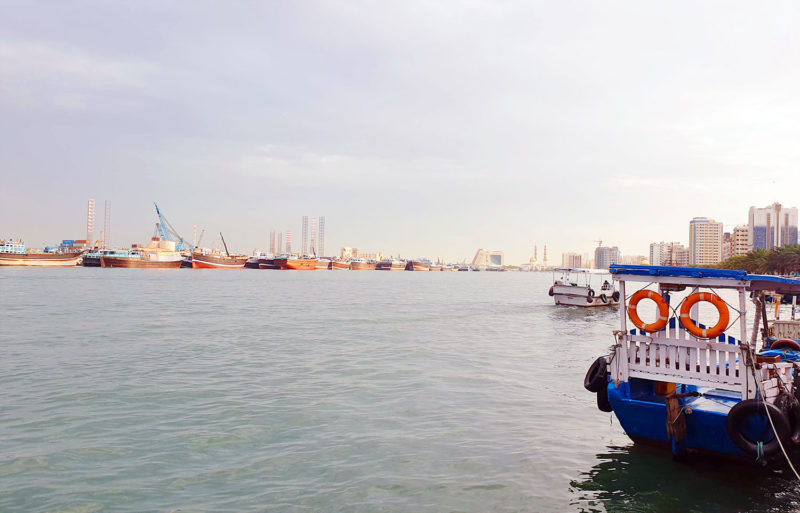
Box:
[775,394,800,444]
[548,286,555,297]
[584,357,608,392]
[586,295,594,303]
[588,288,596,298]
[600,294,608,304]
[612,291,620,302]
[771,339,800,352]
[597,383,612,412]
[726,399,790,459]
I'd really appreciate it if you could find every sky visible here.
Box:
[1,1,799,263]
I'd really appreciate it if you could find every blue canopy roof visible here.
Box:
[609,264,800,293]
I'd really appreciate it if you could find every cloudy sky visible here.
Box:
[2,1,799,263]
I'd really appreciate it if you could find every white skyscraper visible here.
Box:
[689,217,723,265]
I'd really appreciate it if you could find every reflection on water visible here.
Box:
[570,444,800,513]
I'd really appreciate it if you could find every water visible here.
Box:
[1,268,798,512]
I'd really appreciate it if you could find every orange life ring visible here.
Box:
[679,292,729,339]
[627,290,670,333]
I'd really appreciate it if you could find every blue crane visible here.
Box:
[153,203,192,251]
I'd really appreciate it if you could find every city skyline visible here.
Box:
[2,2,799,263]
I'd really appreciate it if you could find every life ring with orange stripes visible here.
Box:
[627,290,670,333]
[679,292,729,339]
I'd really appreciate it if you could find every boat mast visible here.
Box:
[220,232,230,257]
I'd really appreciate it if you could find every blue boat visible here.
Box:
[586,264,800,466]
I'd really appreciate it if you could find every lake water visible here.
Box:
[1,268,798,512]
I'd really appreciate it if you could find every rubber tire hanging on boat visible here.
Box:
[774,394,800,444]
[548,286,555,297]
[584,357,608,392]
[588,288,595,298]
[596,384,612,412]
[725,399,790,459]
[612,291,620,302]
[586,295,594,304]
[600,294,608,304]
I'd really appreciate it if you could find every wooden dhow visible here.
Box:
[0,240,83,267]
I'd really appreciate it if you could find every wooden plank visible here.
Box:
[709,349,717,376]
[699,348,707,376]
[628,370,741,391]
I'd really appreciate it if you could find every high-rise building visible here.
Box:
[269,231,276,254]
[594,246,620,269]
[689,217,723,265]
[318,216,325,258]
[748,203,798,251]
[86,199,95,243]
[309,217,317,256]
[732,225,749,256]
[301,216,308,255]
[561,252,582,268]
[286,230,293,254]
[649,241,690,266]
[721,232,732,261]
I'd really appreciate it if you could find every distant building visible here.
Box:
[732,225,749,256]
[721,232,732,261]
[285,230,292,254]
[594,246,620,270]
[472,249,504,268]
[269,230,276,254]
[748,203,798,251]
[561,252,582,268]
[277,232,283,254]
[672,245,690,266]
[651,241,690,266]
[301,216,308,255]
[621,255,646,265]
[318,216,325,257]
[340,247,354,259]
[689,217,723,265]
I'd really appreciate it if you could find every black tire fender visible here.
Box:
[548,286,555,297]
[775,394,800,444]
[600,294,608,304]
[597,383,613,412]
[726,399,790,459]
[584,357,608,393]
[612,291,620,302]
[588,288,595,298]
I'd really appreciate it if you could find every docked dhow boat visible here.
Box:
[349,258,377,271]
[191,249,247,269]
[100,237,182,268]
[190,233,246,269]
[406,259,431,271]
[550,268,619,307]
[585,264,800,465]
[331,259,350,270]
[376,258,406,271]
[0,240,83,267]
[274,255,317,270]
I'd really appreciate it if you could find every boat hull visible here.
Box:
[191,254,247,269]
[275,258,317,270]
[552,284,618,307]
[331,261,349,270]
[100,257,182,268]
[406,261,430,271]
[258,258,279,269]
[350,261,377,270]
[0,252,84,267]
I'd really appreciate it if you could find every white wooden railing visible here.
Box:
[612,330,743,392]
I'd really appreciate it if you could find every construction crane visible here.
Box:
[153,203,191,251]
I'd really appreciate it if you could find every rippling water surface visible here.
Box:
[2,269,799,512]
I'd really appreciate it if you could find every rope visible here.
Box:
[745,348,800,479]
